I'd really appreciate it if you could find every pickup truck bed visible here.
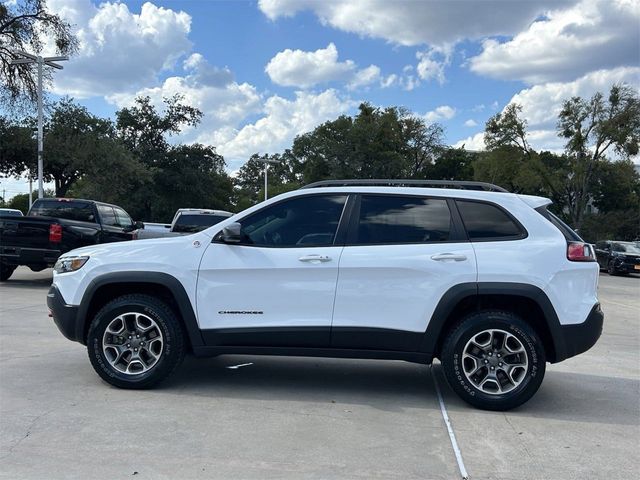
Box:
[0,198,137,281]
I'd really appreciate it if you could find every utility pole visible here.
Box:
[10,51,68,199]
[254,157,280,201]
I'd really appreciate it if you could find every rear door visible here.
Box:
[331,194,476,351]
[97,205,132,243]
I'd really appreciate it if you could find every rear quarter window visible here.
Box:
[535,207,582,242]
[456,200,525,241]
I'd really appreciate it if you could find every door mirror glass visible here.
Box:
[221,222,242,244]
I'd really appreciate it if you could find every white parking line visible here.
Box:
[432,365,469,480]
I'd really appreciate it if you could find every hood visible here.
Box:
[61,231,210,259]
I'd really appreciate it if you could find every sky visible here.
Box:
[2,0,639,199]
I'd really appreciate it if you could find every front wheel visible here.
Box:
[87,294,186,389]
[441,310,546,411]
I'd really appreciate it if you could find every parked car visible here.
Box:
[137,209,233,239]
[0,208,24,217]
[595,240,640,275]
[170,209,233,233]
[47,179,602,411]
[0,198,140,281]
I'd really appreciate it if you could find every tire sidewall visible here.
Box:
[444,312,545,410]
[88,297,179,388]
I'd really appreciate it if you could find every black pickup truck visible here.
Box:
[0,198,139,281]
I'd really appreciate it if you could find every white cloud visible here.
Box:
[509,66,640,133]
[453,66,640,152]
[213,90,355,170]
[258,0,563,47]
[347,65,381,90]
[416,47,452,84]
[49,0,192,98]
[265,43,382,90]
[464,119,478,127]
[107,55,263,142]
[424,105,456,123]
[469,0,640,84]
[453,132,485,151]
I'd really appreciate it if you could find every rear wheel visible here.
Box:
[87,294,186,389]
[441,310,546,411]
[0,264,16,281]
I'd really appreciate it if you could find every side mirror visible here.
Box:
[220,222,242,244]
[134,221,144,230]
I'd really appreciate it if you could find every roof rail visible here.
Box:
[300,179,509,192]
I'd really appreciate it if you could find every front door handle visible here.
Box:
[298,254,332,263]
[431,253,467,262]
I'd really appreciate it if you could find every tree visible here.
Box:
[484,103,532,157]
[234,152,300,209]
[0,115,36,179]
[116,95,202,166]
[290,103,445,183]
[0,0,78,110]
[557,83,640,228]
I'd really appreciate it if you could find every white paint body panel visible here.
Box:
[196,243,344,329]
[51,185,600,337]
[332,242,477,332]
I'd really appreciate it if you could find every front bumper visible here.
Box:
[558,303,604,360]
[47,285,81,342]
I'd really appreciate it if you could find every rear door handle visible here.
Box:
[431,253,467,262]
[298,254,332,263]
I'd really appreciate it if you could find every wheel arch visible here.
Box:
[422,282,567,363]
[76,272,204,350]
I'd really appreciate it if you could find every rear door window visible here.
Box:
[97,205,118,227]
[353,195,452,244]
[457,200,525,240]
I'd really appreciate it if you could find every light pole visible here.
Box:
[10,51,68,199]
[254,157,280,201]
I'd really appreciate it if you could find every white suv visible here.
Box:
[47,180,603,410]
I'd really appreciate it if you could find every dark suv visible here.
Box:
[595,240,640,275]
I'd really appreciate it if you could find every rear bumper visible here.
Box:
[558,303,604,361]
[1,246,61,267]
[47,285,81,343]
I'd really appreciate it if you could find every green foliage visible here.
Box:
[6,192,29,213]
[0,0,78,111]
[291,103,445,182]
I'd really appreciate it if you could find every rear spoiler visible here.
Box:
[517,194,552,209]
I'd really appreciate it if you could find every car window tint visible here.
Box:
[114,207,133,228]
[355,195,451,244]
[239,195,347,247]
[457,200,523,240]
[97,205,118,227]
[174,214,230,233]
[30,200,95,222]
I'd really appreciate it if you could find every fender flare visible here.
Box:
[419,282,567,362]
[75,271,204,348]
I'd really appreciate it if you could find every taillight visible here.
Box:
[567,242,595,262]
[49,224,62,243]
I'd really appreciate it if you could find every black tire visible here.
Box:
[87,294,186,389]
[607,261,617,275]
[0,264,16,281]
[441,310,546,411]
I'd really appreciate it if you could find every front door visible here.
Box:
[196,193,350,347]
[331,194,477,351]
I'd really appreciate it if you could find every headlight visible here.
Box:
[54,256,89,274]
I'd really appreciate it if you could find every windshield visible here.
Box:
[612,243,640,254]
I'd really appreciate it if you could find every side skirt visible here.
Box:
[191,345,431,364]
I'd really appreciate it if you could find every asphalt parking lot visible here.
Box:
[1,268,638,480]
